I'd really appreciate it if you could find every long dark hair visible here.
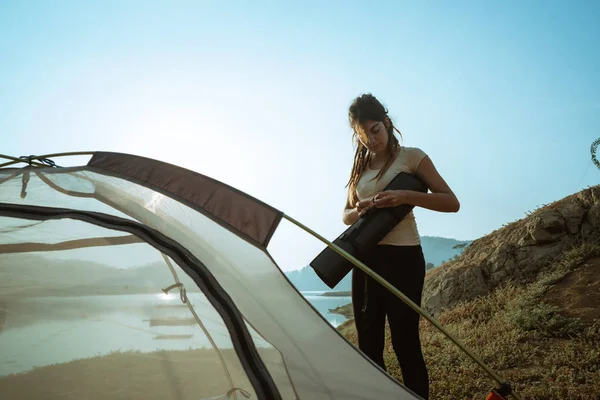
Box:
[346,93,403,206]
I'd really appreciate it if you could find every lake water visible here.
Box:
[298,291,352,328]
[0,291,351,377]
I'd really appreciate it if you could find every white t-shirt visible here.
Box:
[355,146,427,246]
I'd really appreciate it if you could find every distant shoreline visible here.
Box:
[328,303,353,318]
[0,285,201,300]
[320,291,351,297]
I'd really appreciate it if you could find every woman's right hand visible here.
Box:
[356,198,376,217]
[343,197,376,225]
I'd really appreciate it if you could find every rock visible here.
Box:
[440,274,458,292]
[593,186,600,202]
[581,221,594,238]
[588,202,600,228]
[488,243,509,268]
[521,210,566,245]
[422,185,600,315]
[503,256,519,278]
[424,290,443,315]
[577,186,600,207]
[515,241,569,272]
[434,267,489,312]
[558,200,587,234]
[518,235,537,247]
[488,244,519,281]
[461,267,489,297]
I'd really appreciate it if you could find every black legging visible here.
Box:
[352,244,429,400]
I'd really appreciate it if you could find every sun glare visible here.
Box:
[156,292,172,301]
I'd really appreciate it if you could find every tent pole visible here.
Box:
[0,152,96,168]
[0,154,48,168]
[160,253,239,400]
[282,213,522,400]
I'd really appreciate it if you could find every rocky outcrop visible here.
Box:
[422,185,600,316]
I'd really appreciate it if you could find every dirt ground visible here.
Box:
[542,257,600,322]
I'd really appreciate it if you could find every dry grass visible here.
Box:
[340,242,600,400]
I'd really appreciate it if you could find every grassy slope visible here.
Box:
[336,242,600,400]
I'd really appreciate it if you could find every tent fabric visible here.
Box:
[87,152,282,248]
[0,153,422,400]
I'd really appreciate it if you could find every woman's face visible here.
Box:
[357,119,388,154]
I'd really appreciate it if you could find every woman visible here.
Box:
[342,93,460,400]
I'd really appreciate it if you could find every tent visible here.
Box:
[0,151,429,400]
[0,152,521,400]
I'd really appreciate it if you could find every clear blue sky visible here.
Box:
[1,1,599,271]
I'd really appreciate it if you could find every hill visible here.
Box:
[422,184,600,315]
[0,253,201,299]
[333,184,600,399]
[285,236,471,291]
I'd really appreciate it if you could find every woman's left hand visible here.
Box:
[373,190,410,208]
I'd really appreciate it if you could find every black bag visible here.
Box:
[309,172,428,289]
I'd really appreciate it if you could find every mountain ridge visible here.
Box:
[285,235,471,291]
[0,254,200,299]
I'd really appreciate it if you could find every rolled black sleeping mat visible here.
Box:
[309,172,428,289]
